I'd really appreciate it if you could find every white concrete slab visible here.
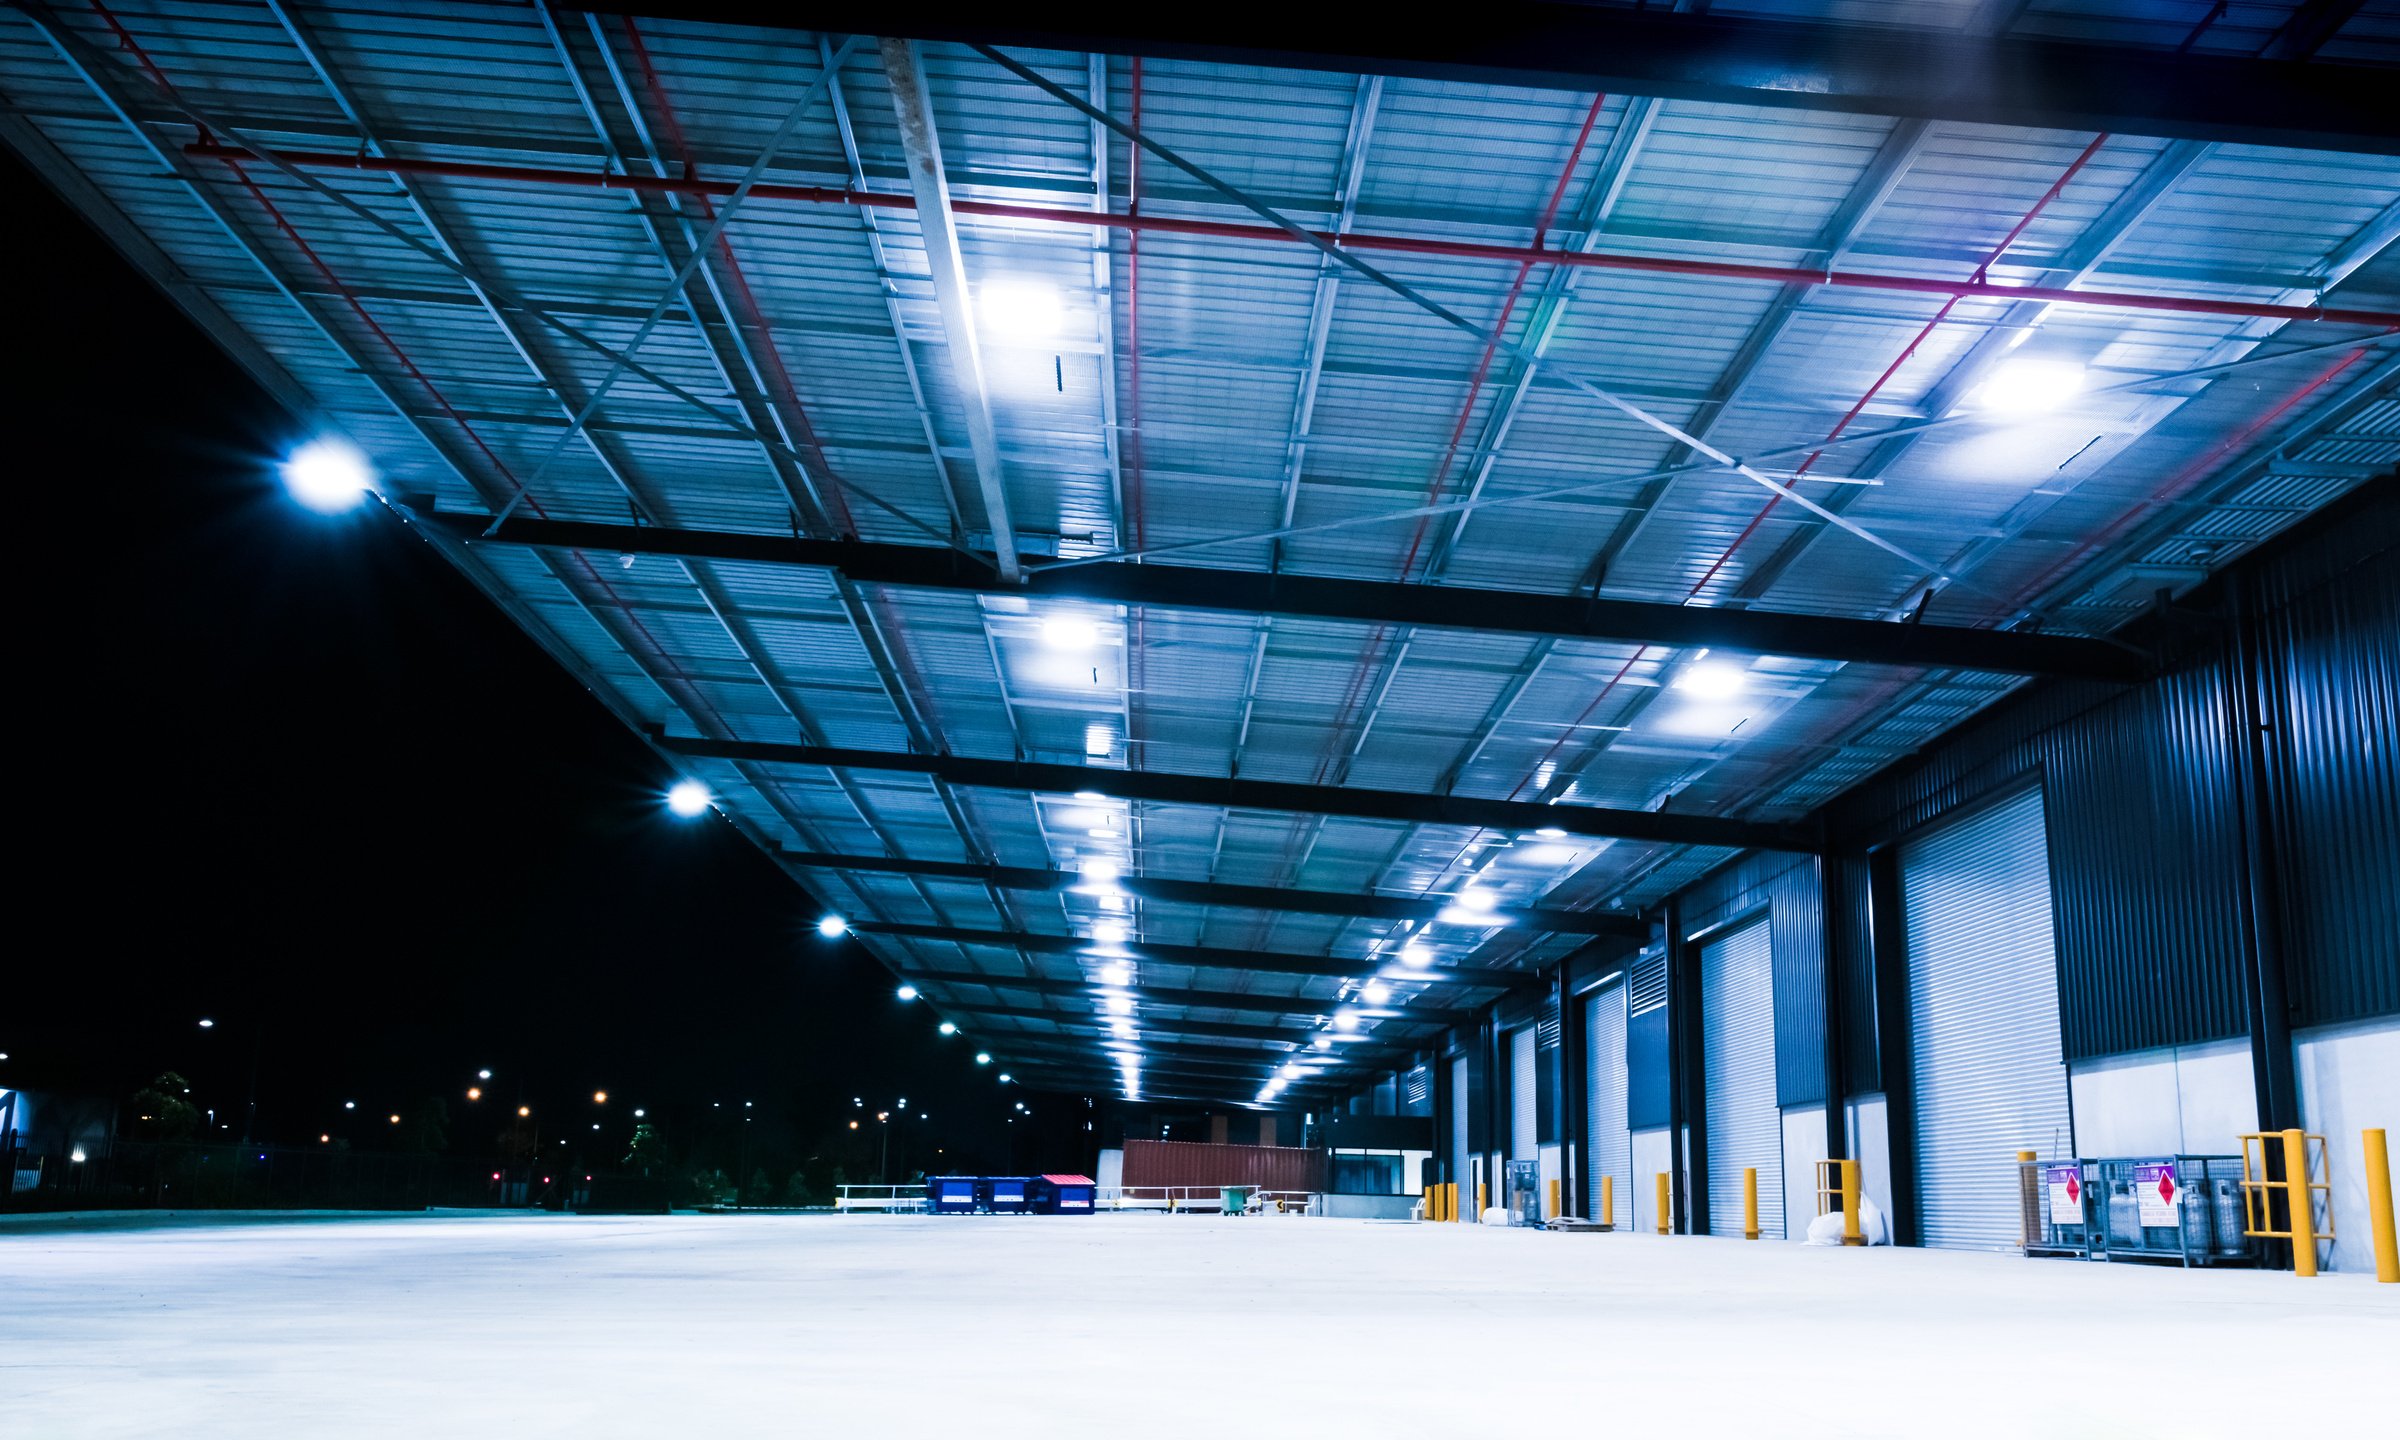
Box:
[1,1211,2392,1437]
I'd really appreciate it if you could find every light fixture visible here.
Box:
[466,1087,482,1102]
[998,1073,1012,1084]
[1333,1011,1360,1032]
[1074,790,1107,802]
[976,1052,992,1065]
[817,914,849,938]
[979,278,1064,342]
[1041,613,1101,651]
[1105,994,1134,1015]
[1111,1020,1135,1039]
[1099,962,1132,987]
[633,1109,645,1118]
[281,437,375,512]
[344,1101,356,1111]
[1084,724,1113,758]
[197,1018,215,1029]
[1675,660,1748,700]
[517,1106,531,1117]
[477,1069,492,1080]
[593,1091,608,1105]
[1311,1036,1330,1051]
[897,984,919,1001]
[1362,981,1392,1004]
[1525,843,1580,867]
[1456,886,1497,912]
[1974,356,2086,413]
[1092,922,1129,945]
[665,780,711,817]
[1081,857,1121,886]
[1535,826,1567,840]
[1400,942,1432,968]
[939,1021,958,1036]
[389,1114,401,1125]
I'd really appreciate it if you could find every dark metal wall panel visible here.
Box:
[2259,532,2400,1025]
[1120,1139,1327,1191]
[1831,853,1881,1095]
[1628,1005,1671,1131]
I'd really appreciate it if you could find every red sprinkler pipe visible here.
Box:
[183,143,2400,332]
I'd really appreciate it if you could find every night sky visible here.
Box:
[6,149,1071,1176]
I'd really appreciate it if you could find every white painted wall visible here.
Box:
[2068,1038,2256,1157]
[1631,1127,1672,1233]
[1781,1106,1828,1240]
[2295,1016,2400,1275]
[1538,1143,1562,1219]
[1096,1148,1124,1193]
[1844,1095,1895,1234]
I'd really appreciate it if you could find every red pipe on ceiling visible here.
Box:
[183,143,2400,331]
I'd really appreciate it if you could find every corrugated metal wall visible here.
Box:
[1674,853,1828,1107]
[1120,1139,1326,1192]
[1830,854,1881,1095]
[2258,527,2400,1025]
[1628,952,1672,1129]
[1823,493,2395,1060]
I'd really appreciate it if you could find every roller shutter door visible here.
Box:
[1703,917,1783,1238]
[1902,786,2074,1250]
[1511,1026,1538,1160]
[1586,981,1631,1226]
[1449,1055,1469,1208]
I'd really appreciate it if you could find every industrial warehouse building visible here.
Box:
[3,7,2395,1417]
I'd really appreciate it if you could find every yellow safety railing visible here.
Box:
[1814,1159,1842,1217]
[2240,1130,2334,1276]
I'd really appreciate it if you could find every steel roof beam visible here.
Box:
[425,512,2142,684]
[628,3,2400,156]
[928,999,1363,1047]
[879,37,1021,581]
[648,727,1813,851]
[784,849,1645,938]
[852,917,1530,992]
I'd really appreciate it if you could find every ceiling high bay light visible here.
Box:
[281,437,375,512]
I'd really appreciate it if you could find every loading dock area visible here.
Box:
[2,1211,2390,1436]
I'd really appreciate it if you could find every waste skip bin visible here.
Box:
[927,1176,978,1215]
[1221,1185,1252,1215]
[1029,1174,1096,1215]
[985,1176,1032,1214]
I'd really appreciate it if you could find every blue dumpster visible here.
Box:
[1029,1174,1096,1215]
[927,1176,978,1215]
[984,1176,1031,1214]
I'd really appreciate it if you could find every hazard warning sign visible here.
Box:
[2133,1162,2182,1227]
[2045,1164,2083,1224]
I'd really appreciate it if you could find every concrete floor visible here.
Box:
[2,1211,2392,1436]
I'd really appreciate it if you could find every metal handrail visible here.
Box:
[831,1183,1321,1214]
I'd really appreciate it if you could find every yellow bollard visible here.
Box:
[1840,1158,1863,1247]
[2365,1129,2397,1284]
[1601,1174,1614,1230]
[1547,1177,1560,1221]
[1446,1182,1458,1223]
[2282,1128,2317,1277]
[1743,1166,1760,1240]
[1478,1182,1487,1218]
[1423,1186,1433,1223]
[1655,1171,1671,1235]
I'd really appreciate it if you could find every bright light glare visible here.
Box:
[1092,923,1130,947]
[1041,614,1101,650]
[1111,1020,1135,1039]
[1362,981,1391,1004]
[1535,826,1567,839]
[1525,843,1580,867]
[1457,886,1496,912]
[1084,724,1113,757]
[1675,660,1748,700]
[1105,994,1134,1015]
[1400,942,1433,968]
[938,1021,958,1035]
[1099,963,1132,987]
[198,1018,215,1029]
[976,1052,992,1065]
[817,914,849,938]
[281,437,375,512]
[1081,857,1121,886]
[897,984,919,1001]
[477,1069,492,1080]
[1311,1036,1330,1051]
[979,279,1064,342]
[1333,1010,1360,1032]
[998,1073,1012,1083]
[665,780,712,817]
[1975,357,2086,414]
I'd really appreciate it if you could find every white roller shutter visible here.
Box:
[1511,1026,1538,1160]
[1902,785,2074,1250]
[1704,917,1783,1237]
[1586,981,1631,1226]
[1450,1055,1470,1206]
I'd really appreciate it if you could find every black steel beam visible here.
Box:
[907,970,1476,1026]
[930,998,1424,1054]
[655,730,1811,852]
[589,3,2398,155]
[785,848,1647,938]
[853,918,1536,990]
[434,511,2146,683]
